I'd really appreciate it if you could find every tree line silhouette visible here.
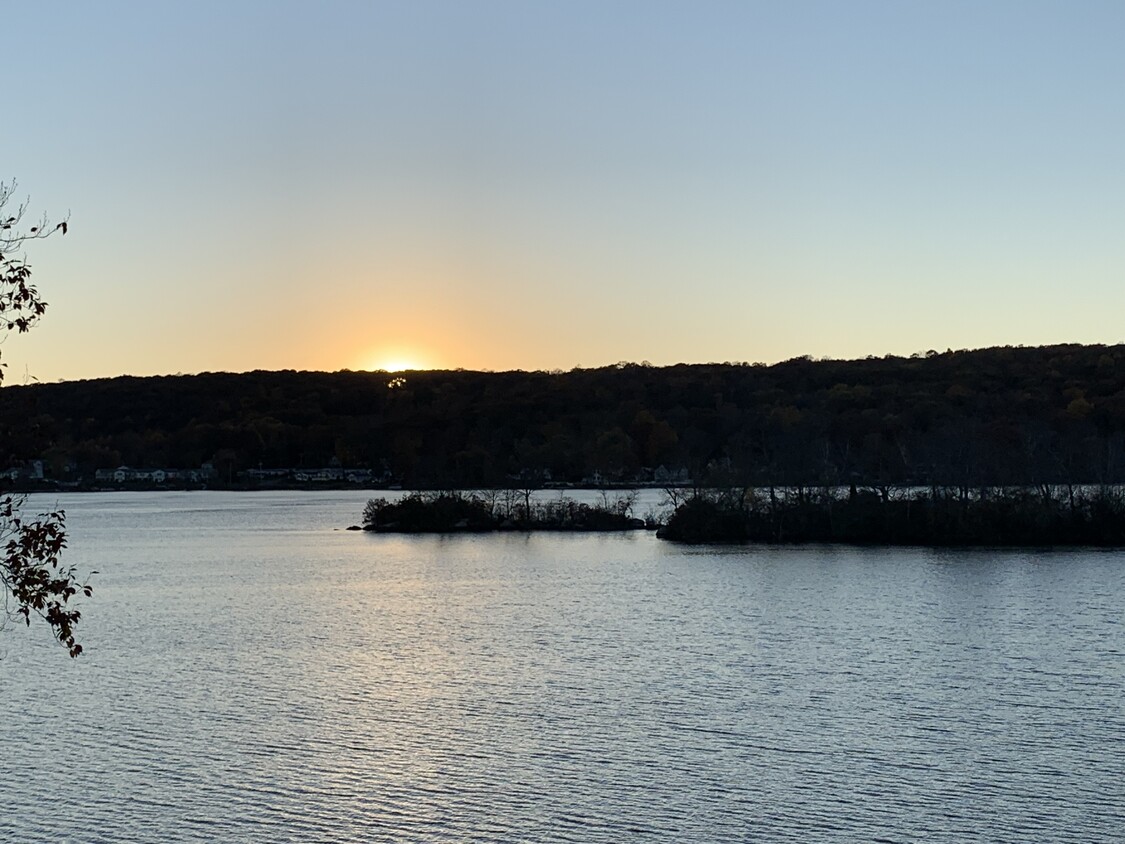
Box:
[6,343,1125,493]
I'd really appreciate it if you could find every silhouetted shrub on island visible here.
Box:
[656,495,750,543]
[362,493,496,533]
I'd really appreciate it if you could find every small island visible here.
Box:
[657,485,1125,546]
[360,491,650,533]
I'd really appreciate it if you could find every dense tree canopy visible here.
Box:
[7,344,1125,494]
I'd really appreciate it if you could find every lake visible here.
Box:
[3,491,1123,842]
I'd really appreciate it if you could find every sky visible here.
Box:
[4,1,1125,381]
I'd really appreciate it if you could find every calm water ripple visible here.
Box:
[2,491,1124,842]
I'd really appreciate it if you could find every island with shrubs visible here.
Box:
[358,484,1125,547]
[656,484,1125,546]
[359,490,650,533]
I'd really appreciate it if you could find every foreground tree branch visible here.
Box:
[0,497,91,656]
[0,179,89,657]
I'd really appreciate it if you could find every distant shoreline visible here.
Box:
[11,345,1125,499]
[4,481,682,494]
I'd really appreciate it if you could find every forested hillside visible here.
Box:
[5,344,1125,489]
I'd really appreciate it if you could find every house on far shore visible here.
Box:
[97,466,191,484]
[654,465,691,485]
[1,460,45,482]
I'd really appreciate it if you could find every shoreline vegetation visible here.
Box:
[12,344,1125,497]
[13,342,1125,546]
[360,490,651,533]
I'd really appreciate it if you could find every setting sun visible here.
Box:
[378,359,422,373]
[360,346,437,373]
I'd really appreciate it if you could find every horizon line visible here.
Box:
[12,340,1125,387]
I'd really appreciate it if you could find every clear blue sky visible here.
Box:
[5,1,1125,380]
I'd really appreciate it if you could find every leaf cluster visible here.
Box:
[1,496,91,656]
[0,180,66,354]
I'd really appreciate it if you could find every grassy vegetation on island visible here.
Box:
[361,490,649,533]
[359,484,1125,545]
[657,485,1125,546]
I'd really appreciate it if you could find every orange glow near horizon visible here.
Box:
[359,345,439,373]
[377,358,424,372]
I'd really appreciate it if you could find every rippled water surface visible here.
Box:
[3,491,1124,842]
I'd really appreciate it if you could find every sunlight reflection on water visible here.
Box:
[3,491,1124,842]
